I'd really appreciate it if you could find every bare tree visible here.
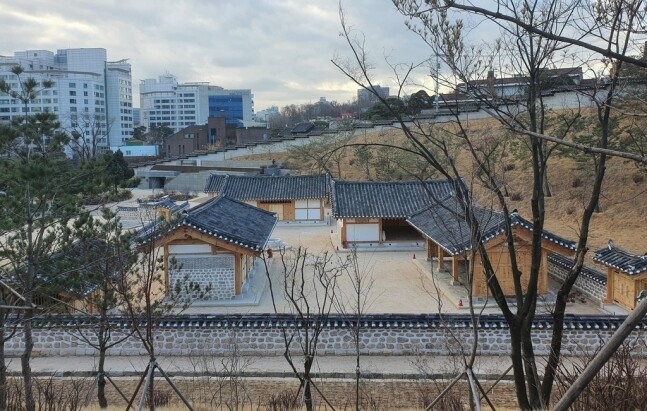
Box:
[58,208,136,408]
[335,248,375,411]
[334,1,647,408]
[287,130,352,178]
[67,112,113,163]
[264,247,344,411]
[116,216,203,411]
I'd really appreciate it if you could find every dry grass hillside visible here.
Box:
[237,120,647,261]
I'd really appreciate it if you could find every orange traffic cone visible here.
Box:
[412,253,416,259]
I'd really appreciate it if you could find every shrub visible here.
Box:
[554,339,647,410]
[571,177,582,188]
[119,176,141,188]
[632,171,645,184]
[510,192,523,201]
[264,390,299,411]
[84,189,133,206]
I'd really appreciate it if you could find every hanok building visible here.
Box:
[331,179,454,244]
[141,195,276,301]
[595,241,647,310]
[204,174,329,222]
[407,197,576,297]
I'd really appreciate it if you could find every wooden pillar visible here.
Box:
[604,268,614,304]
[235,255,242,295]
[163,244,170,293]
[438,247,445,271]
[451,256,460,285]
[426,240,434,261]
[540,250,548,294]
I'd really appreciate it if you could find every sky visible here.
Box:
[0,0,445,111]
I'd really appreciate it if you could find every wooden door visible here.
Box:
[268,203,284,220]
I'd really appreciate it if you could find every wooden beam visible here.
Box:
[154,227,259,257]
[438,247,445,271]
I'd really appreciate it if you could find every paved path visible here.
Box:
[7,354,516,380]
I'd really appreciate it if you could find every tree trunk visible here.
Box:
[543,171,552,197]
[0,318,6,411]
[98,347,108,408]
[148,374,155,411]
[303,358,314,411]
[509,327,531,410]
[21,304,35,411]
[303,380,313,411]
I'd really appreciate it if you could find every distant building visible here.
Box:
[0,48,133,149]
[165,116,225,157]
[164,115,270,156]
[456,67,584,99]
[110,145,159,157]
[357,85,390,105]
[255,105,279,122]
[132,108,141,127]
[139,74,253,132]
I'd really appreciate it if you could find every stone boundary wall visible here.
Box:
[548,253,607,303]
[6,314,646,358]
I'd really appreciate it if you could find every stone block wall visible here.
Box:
[8,317,647,358]
[548,254,607,303]
[170,254,235,300]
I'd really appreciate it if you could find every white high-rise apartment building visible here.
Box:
[140,74,253,132]
[0,48,133,151]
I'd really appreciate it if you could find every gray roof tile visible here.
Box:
[138,196,277,252]
[204,174,329,201]
[407,196,576,255]
[331,179,455,218]
[594,241,647,275]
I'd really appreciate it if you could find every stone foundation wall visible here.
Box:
[8,320,647,358]
[548,254,607,303]
[170,254,235,300]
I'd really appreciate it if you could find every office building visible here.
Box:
[139,74,253,132]
[0,48,133,150]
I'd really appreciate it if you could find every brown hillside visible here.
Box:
[236,122,647,260]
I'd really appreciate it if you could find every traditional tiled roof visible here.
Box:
[138,195,277,252]
[594,241,647,276]
[331,179,455,219]
[548,253,607,286]
[204,174,228,193]
[204,174,329,201]
[407,196,576,256]
[291,122,315,134]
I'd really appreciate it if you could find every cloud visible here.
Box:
[0,0,440,110]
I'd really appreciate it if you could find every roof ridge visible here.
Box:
[605,240,647,259]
